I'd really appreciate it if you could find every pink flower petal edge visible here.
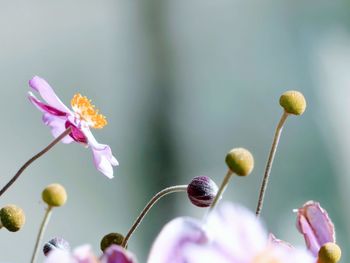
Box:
[45,244,137,263]
[296,200,335,256]
[148,202,314,263]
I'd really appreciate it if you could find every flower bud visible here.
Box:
[187,176,218,207]
[42,183,67,207]
[318,242,341,263]
[279,90,306,115]
[225,148,254,176]
[100,233,125,252]
[0,205,25,232]
[43,237,70,256]
[296,201,335,256]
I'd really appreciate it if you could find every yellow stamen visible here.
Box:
[71,93,107,129]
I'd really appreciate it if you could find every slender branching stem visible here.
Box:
[0,127,72,197]
[208,170,233,213]
[31,206,53,263]
[255,111,289,217]
[122,185,187,248]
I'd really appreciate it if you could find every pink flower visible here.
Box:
[44,244,137,263]
[296,201,335,257]
[148,202,313,263]
[28,76,118,178]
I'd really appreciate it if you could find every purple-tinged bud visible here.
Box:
[43,237,70,256]
[187,176,218,207]
[295,201,335,257]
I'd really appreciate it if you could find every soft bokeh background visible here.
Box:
[0,0,349,262]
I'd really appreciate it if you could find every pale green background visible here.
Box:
[0,0,349,262]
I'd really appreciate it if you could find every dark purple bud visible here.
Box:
[187,176,218,207]
[43,237,70,256]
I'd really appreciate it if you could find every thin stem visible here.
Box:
[122,185,187,248]
[255,111,289,217]
[31,206,53,263]
[208,170,233,213]
[0,127,72,197]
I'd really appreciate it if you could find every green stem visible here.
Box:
[31,206,53,263]
[122,185,187,248]
[255,111,289,217]
[208,170,233,213]
[0,127,72,197]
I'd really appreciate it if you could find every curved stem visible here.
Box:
[122,185,187,248]
[31,206,53,263]
[0,127,72,197]
[208,170,233,213]
[255,111,289,217]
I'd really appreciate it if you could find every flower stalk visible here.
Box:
[208,170,233,212]
[255,111,288,217]
[0,127,72,197]
[122,185,187,248]
[31,206,53,263]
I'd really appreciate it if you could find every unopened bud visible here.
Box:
[187,176,218,207]
[318,242,341,263]
[100,233,125,252]
[0,205,25,232]
[279,90,306,115]
[225,148,254,176]
[43,237,70,256]
[42,184,67,207]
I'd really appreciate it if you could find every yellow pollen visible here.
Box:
[71,93,107,129]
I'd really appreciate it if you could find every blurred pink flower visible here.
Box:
[296,201,335,257]
[44,244,137,263]
[28,76,118,178]
[148,202,313,263]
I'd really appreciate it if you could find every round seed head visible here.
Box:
[279,90,306,115]
[100,233,125,252]
[225,148,254,176]
[42,184,67,207]
[318,242,341,263]
[0,205,25,232]
[187,176,218,207]
[43,237,70,256]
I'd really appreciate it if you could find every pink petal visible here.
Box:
[42,114,74,144]
[256,246,314,263]
[206,202,267,262]
[65,121,88,145]
[44,249,73,263]
[81,127,118,178]
[28,92,68,116]
[101,245,138,263]
[29,76,71,113]
[73,245,99,263]
[296,201,335,256]
[147,217,209,263]
[268,234,294,249]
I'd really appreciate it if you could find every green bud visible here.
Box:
[100,232,125,251]
[279,90,306,115]
[0,205,25,232]
[225,148,254,176]
[42,184,67,207]
[318,242,341,263]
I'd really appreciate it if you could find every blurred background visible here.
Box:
[0,0,349,262]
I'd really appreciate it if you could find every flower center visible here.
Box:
[252,249,282,263]
[71,93,107,129]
